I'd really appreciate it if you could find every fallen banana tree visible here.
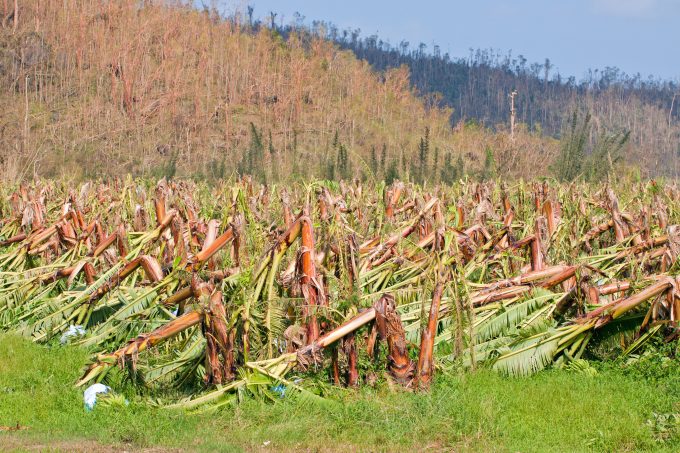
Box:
[0,177,677,409]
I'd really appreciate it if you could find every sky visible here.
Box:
[217,0,680,81]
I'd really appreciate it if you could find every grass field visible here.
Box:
[0,334,677,452]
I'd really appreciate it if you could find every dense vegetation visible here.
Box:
[1,177,678,414]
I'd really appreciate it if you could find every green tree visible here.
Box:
[326,157,336,180]
[268,130,278,181]
[432,146,440,182]
[481,146,496,180]
[337,143,351,180]
[416,127,430,183]
[370,145,379,175]
[385,157,399,184]
[552,110,629,182]
[239,123,264,180]
[440,151,456,184]
[380,144,387,173]
[583,130,630,182]
[456,154,465,179]
[553,111,591,182]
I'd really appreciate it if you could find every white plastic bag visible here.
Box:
[60,325,86,344]
[83,383,110,411]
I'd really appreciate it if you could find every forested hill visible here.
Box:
[337,36,679,133]
[213,9,679,178]
[1,2,678,181]
[1,1,469,181]
[276,21,680,178]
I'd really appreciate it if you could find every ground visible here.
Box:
[0,334,677,452]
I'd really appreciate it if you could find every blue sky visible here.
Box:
[216,0,680,81]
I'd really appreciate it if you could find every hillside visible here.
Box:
[331,29,680,178]
[0,1,560,182]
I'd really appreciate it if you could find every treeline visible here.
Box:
[335,35,679,131]
[255,13,680,179]
[331,26,680,179]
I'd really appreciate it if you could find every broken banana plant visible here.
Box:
[0,177,677,409]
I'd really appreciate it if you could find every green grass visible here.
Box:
[0,334,678,452]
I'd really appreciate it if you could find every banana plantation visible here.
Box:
[0,178,678,410]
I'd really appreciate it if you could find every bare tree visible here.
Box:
[669,93,678,128]
[509,90,517,141]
